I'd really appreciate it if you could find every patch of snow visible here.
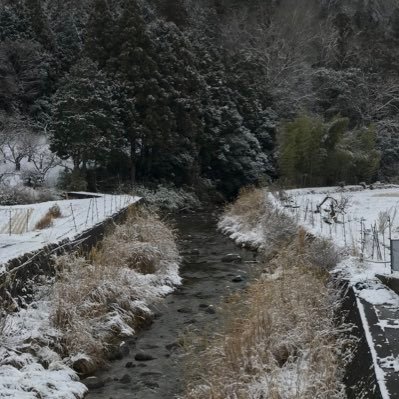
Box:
[0,193,141,272]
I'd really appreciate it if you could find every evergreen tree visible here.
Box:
[0,3,32,41]
[156,0,189,27]
[25,0,56,51]
[84,0,116,69]
[49,57,122,172]
[54,13,82,71]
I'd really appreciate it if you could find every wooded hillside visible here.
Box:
[1,0,399,195]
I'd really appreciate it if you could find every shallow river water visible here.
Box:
[85,210,258,399]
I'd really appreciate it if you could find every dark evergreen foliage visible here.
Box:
[0,0,398,195]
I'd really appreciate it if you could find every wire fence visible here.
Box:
[0,195,134,238]
[0,208,34,235]
[280,193,395,268]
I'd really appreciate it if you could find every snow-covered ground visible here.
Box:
[0,193,140,273]
[0,192,184,399]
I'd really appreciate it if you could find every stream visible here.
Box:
[85,210,258,399]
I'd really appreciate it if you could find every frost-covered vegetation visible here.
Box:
[0,207,180,398]
[219,186,295,251]
[131,185,201,211]
[4,1,399,196]
[186,188,352,398]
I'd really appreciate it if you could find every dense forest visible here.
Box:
[1,0,399,196]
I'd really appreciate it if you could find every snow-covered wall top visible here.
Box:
[0,194,141,273]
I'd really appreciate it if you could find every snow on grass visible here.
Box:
[0,205,181,399]
[219,185,399,399]
[218,187,295,250]
[0,292,88,398]
[211,188,351,399]
[187,222,350,399]
[0,193,140,272]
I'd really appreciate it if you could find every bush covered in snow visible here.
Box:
[0,183,59,205]
[131,184,201,211]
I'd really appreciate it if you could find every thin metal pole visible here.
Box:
[70,204,77,232]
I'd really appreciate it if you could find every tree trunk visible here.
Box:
[130,140,136,184]
[73,156,80,172]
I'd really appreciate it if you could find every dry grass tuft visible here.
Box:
[225,186,266,230]
[51,207,179,374]
[188,192,353,399]
[184,238,353,399]
[100,208,178,274]
[35,212,54,230]
[52,253,136,373]
[35,204,62,230]
[220,187,297,252]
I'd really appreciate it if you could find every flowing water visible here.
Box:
[85,210,258,399]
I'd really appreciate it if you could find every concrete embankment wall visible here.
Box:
[342,285,383,399]
[0,202,141,307]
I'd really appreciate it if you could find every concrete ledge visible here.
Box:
[376,274,399,296]
[342,285,383,399]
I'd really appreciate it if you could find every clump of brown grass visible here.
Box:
[52,254,136,374]
[100,208,179,273]
[51,207,179,374]
[187,196,353,399]
[35,212,54,230]
[225,186,266,230]
[35,204,62,230]
[184,237,353,399]
[220,187,297,252]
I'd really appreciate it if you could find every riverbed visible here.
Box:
[85,210,258,399]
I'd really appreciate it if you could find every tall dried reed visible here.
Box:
[185,187,353,399]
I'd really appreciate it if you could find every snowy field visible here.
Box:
[0,193,141,272]
[277,185,399,399]
[279,186,399,274]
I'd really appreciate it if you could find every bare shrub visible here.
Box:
[0,184,58,206]
[35,204,62,230]
[35,212,54,230]
[306,236,341,271]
